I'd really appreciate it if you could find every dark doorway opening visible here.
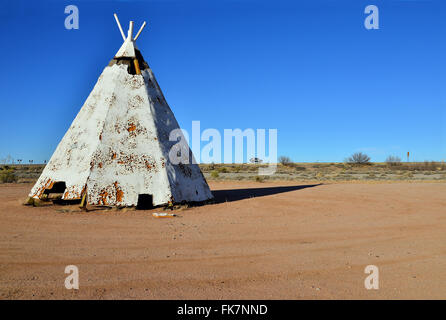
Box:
[43,181,66,194]
[136,194,154,210]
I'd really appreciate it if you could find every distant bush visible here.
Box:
[217,167,228,173]
[294,166,306,171]
[278,156,292,166]
[255,175,265,182]
[386,155,401,166]
[313,163,331,168]
[0,166,17,183]
[401,161,445,171]
[210,170,219,178]
[420,161,445,171]
[346,152,371,164]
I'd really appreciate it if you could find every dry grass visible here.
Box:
[0,166,17,183]
[2,162,445,184]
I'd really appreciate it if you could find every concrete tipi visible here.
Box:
[28,15,213,208]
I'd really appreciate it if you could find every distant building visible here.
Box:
[250,157,263,164]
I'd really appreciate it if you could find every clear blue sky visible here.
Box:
[0,0,445,163]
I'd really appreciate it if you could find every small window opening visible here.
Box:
[136,194,154,210]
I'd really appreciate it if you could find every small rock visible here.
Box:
[32,199,51,207]
[23,197,34,206]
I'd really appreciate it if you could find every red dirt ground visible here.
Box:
[0,181,445,299]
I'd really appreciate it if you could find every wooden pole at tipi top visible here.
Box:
[113,14,146,75]
[114,13,126,41]
[113,13,147,42]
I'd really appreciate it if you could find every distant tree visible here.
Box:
[1,155,13,165]
[346,152,371,164]
[278,156,292,166]
[386,155,401,166]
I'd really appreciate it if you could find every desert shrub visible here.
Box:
[278,156,292,166]
[386,155,401,166]
[312,163,330,168]
[251,165,260,172]
[401,161,444,171]
[0,167,17,183]
[294,166,306,171]
[346,152,371,165]
[422,161,445,171]
[217,167,228,173]
[255,175,265,182]
[404,172,414,178]
[210,170,219,178]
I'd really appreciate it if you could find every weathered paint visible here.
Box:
[115,37,137,58]
[114,21,137,59]
[30,44,213,207]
